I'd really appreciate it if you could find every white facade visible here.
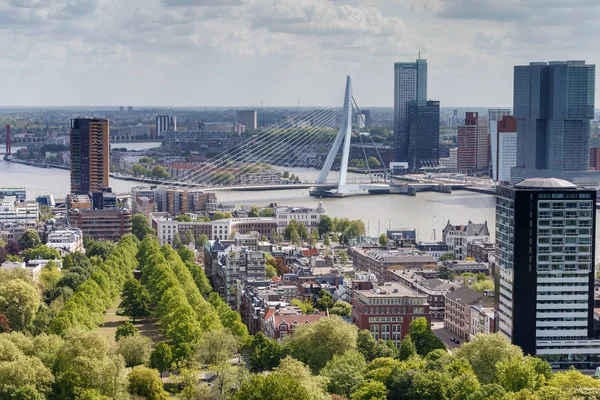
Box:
[439,148,457,171]
[497,132,517,183]
[0,197,39,224]
[275,202,326,234]
[156,115,176,135]
[46,229,85,254]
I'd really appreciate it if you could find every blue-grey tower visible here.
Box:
[511,60,595,183]
[394,59,427,163]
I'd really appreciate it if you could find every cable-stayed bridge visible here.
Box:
[154,76,399,196]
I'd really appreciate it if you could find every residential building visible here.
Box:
[394,58,427,162]
[236,110,257,130]
[491,115,517,183]
[442,220,490,260]
[457,112,489,173]
[511,60,596,183]
[467,240,495,262]
[46,229,85,254]
[445,286,494,341]
[125,124,151,137]
[1,261,43,283]
[68,208,132,242]
[407,100,440,171]
[590,147,600,170]
[154,188,217,213]
[497,178,600,368]
[0,197,39,224]
[156,115,176,136]
[439,147,458,172]
[275,202,326,234]
[133,196,155,218]
[416,241,449,259]
[352,281,430,345]
[0,188,26,202]
[443,260,489,275]
[390,270,461,320]
[352,247,437,282]
[262,307,325,342]
[470,305,495,339]
[70,118,109,194]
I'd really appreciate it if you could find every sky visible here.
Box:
[0,0,599,107]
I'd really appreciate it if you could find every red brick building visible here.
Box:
[262,308,326,342]
[590,147,600,170]
[352,281,430,346]
[457,112,489,173]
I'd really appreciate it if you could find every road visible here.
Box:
[431,321,460,350]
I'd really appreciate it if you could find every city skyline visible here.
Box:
[0,1,599,107]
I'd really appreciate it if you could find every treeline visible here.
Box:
[50,235,138,334]
[137,237,249,363]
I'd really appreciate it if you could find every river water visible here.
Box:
[2,142,600,260]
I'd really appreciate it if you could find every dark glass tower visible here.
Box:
[407,100,440,171]
[70,118,109,194]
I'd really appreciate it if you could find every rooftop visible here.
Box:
[515,177,576,189]
[356,282,423,298]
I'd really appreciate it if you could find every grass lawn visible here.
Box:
[94,297,164,343]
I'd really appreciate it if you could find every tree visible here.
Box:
[338,250,349,263]
[453,333,523,385]
[22,244,61,261]
[367,156,381,168]
[440,252,456,261]
[398,334,417,361]
[315,289,334,311]
[351,380,388,400]
[128,366,168,400]
[132,214,154,241]
[17,229,41,251]
[323,234,330,246]
[282,171,290,179]
[195,234,209,249]
[379,233,387,247]
[438,266,456,280]
[117,334,153,367]
[260,208,275,217]
[139,156,154,164]
[86,240,116,261]
[330,300,352,317]
[120,278,151,323]
[0,314,11,333]
[175,214,192,222]
[290,298,315,315]
[115,321,139,340]
[0,355,54,399]
[310,230,319,246]
[248,206,259,217]
[132,164,149,176]
[6,241,19,256]
[356,330,396,362]
[150,342,172,378]
[249,332,283,372]
[172,234,183,249]
[284,316,358,372]
[0,279,40,331]
[320,350,366,398]
[196,328,239,366]
[471,279,494,292]
[318,215,333,235]
[265,264,277,279]
[152,165,170,179]
[409,317,445,357]
[213,212,233,220]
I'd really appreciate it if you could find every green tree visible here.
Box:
[323,234,330,246]
[398,334,417,360]
[213,211,233,220]
[290,298,315,315]
[0,279,40,331]
[260,208,275,217]
[471,279,494,292]
[132,164,149,176]
[17,229,41,251]
[351,380,388,400]
[330,300,352,317]
[132,214,154,241]
[318,215,333,235]
[453,333,523,385]
[249,332,283,372]
[338,250,349,263]
[171,234,183,249]
[0,355,54,399]
[438,266,456,280]
[115,321,139,341]
[195,234,209,249]
[284,316,358,373]
[367,156,381,168]
[282,171,290,179]
[467,384,506,400]
[117,334,152,367]
[248,206,259,217]
[356,330,396,362]
[152,165,170,179]
[315,289,334,311]
[310,230,319,246]
[378,233,387,247]
[128,366,168,400]
[175,214,192,222]
[265,264,277,279]
[409,317,445,357]
[139,156,154,164]
[196,329,239,366]
[440,252,456,261]
[22,244,61,261]
[120,278,151,323]
[86,240,116,261]
[150,342,172,378]
[320,350,366,398]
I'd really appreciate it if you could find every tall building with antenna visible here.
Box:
[394,57,428,163]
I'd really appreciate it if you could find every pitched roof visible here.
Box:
[273,313,324,327]
[445,286,483,305]
[302,248,319,257]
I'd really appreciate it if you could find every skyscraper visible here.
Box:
[407,100,440,171]
[492,115,518,183]
[236,110,257,130]
[156,115,176,136]
[511,60,596,183]
[457,112,488,173]
[496,178,600,368]
[394,59,427,162]
[70,118,109,194]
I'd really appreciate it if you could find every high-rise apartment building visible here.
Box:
[156,115,177,136]
[511,61,596,183]
[70,118,109,194]
[407,100,440,171]
[394,59,427,162]
[491,115,518,183]
[496,178,600,368]
[457,112,489,173]
[489,109,511,178]
[236,110,257,130]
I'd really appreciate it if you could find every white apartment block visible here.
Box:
[0,197,39,224]
[275,202,326,234]
[46,229,85,254]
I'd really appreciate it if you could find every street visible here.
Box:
[431,321,460,350]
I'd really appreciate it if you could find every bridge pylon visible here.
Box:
[316,75,353,193]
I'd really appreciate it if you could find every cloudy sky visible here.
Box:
[0,0,598,107]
